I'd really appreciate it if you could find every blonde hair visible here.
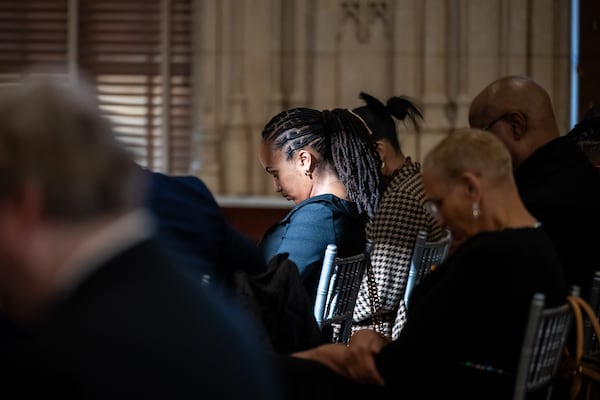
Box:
[0,76,142,220]
[423,128,513,184]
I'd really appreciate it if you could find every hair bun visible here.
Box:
[386,96,423,131]
[358,92,388,117]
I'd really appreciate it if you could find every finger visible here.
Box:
[348,358,385,386]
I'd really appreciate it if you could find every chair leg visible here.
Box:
[339,321,352,344]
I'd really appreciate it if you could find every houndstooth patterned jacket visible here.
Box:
[352,158,443,340]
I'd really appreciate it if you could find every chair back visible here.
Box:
[513,292,574,400]
[404,229,452,309]
[313,244,369,343]
[584,270,600,353]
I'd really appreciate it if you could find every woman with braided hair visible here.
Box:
[258,107,381,301]
[351,92,444,340]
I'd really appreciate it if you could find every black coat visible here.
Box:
[2,239,282,399]
[235,253,325,354]
[515,136,600,297]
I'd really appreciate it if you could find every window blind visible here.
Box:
[0,0,192,174]
[0,0,69,81]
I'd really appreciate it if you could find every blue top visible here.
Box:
[258,194,366,301]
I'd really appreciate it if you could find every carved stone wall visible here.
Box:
[191,0,572,196]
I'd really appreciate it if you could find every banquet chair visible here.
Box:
[512,290,576,400]
[584,270,600,353]
[313,244,369,344]
[403,229,452,309]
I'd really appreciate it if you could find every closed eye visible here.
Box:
[265,167,277,177]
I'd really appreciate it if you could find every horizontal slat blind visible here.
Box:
[0,0,192,174]
[168,0,192,174]
[79,0,164,170]
[0,0,68,83]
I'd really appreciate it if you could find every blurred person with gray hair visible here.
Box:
[0,76,281,399]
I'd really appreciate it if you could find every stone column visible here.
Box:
[390,0,421,160]
[189,0,573,195]
[420,0,449,160]
[288,0,310,109]
[191,0,221,192]
[336,0,393,105]
[222,0,250,195]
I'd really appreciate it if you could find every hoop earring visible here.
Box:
[472,202,480,219]
[304,170,312,179]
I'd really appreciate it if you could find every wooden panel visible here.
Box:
[220,206,290,244]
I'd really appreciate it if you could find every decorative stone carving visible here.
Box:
[340,0,392,42]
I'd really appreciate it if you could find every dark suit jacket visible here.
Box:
[514,136,600,298]
[2,239,281,399]
[144,170,266,289]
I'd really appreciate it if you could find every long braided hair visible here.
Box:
[353,92,423,151]
[261,107,381,219]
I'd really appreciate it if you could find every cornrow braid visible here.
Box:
[261,107,381,219]
[328,108,380,219]
[262,108,329,161]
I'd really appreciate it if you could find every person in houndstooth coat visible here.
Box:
[351,92,444,340]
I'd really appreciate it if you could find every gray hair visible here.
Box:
[0,77,142,220]
[423,128,513,184]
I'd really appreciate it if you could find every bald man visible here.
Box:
[469,75,600,298]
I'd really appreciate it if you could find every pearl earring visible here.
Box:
[472,202,480,219]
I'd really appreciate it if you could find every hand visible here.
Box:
[348,328,390,353]
[292,329,388,386]
[345,329,388,386]
[292,343,349,377]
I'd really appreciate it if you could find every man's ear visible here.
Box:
[505,111,527,140]
[5,180,44,233]
[19,181,44,226]
[0,181,44,256]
